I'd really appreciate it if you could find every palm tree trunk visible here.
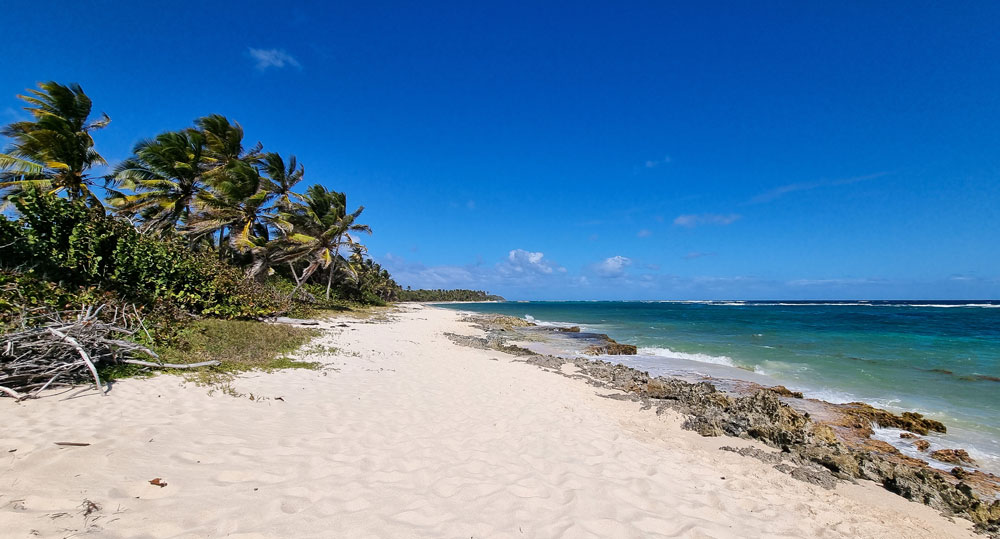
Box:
[326,243,342,300]
[325,266,334,300]
[290,261,320,298]
[218,225,227,260]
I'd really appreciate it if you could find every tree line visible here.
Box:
[396,289,505,302]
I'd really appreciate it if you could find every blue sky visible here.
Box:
[3,1,998,299]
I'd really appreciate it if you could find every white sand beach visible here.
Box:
[0,305,978,538]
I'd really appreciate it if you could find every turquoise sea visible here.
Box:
[438,301,1000,474]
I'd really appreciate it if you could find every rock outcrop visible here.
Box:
[931,449,977,466]
[836,402,947,435]
[584,342,638,355]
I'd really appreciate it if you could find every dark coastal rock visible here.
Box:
[443,333,535,357]
[914,439,931,451]
[768,385,804,399]
[551,326,581,333]
[721,446,839,489]
[463,314,535,331]
[584,343,638,355]
[931,449,977,466]
[837,402,947,435]
[900,432,918,439]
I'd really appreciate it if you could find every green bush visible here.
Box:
[0,190,287,320]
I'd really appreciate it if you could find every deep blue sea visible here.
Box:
[438,301,1000,473]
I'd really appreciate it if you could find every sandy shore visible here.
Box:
[0,305,978,538]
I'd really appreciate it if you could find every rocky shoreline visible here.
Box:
[448,313,1000,536]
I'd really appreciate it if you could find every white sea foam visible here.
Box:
[905,303,1000,308]
[636,347,737,367]
[523,315,581,329]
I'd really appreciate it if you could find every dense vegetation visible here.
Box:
[397,289,505,302]
[0,81,399,335]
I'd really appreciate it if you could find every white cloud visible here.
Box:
[637,229,652,238]
[502,249,561,275]
[248,48,301,71]
[595,255,632,278]
[644,155,672,168]
[673,213,741,228]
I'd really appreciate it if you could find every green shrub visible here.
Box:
[0,190,287,320]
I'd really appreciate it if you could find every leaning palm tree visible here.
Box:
[0,82,110,207]
[286,186,372,299]
[107,129,208,234]
[260,153,305,211]
[186,161,290,278]
[196,114,262,171]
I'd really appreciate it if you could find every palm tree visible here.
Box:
[0,82,110,207]
[186,161,290,278]
[108,129,208,234]
[261,153,305,211]
[286,185,371,299]
[196,114,262,171]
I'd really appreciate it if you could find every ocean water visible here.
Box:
[438,300,1000,474]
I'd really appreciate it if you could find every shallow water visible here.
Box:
[439,300,1000,474]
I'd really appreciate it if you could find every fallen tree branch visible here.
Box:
[120,359,221,369]
[1,304,183,399]
[47,327,104,396]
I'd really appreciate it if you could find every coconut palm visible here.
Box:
[261,153,305,211]
[196,114,262,170]
[0,82,110,207]
[186,161,291,278]
[286,186,372,299]
[107,129,208,233]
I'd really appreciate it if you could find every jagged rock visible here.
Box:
[931,449,977,466]
[721,445,785,465]
[584,343,638,355]
[838,402,947,435]
[900,432,917,439]
[463,314,535,330]
[914,439,930,451]
[523,355,567,369]
[768,385,804,398]
[552,326,581,332]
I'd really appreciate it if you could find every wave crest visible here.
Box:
[636,347,736,367]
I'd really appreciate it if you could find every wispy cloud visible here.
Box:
[684,251,716,260]
[644,155,672,168]
[746,172,889,205]
[673,213,741,228]
[637,229,652,238]
[248,48,302,71]
[787,278,884,287]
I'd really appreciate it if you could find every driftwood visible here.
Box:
[121,359,220,369]
[265,316,320,326]
[1,304,212,400]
